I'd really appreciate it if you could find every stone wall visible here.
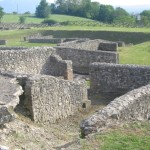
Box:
[0,46,27,50]
[43,30,150,44]
[0,47,72,80]
[57,39,108,50]
[90,63,150,95]
[25,75,88,123]
[49,54,73,80]
[98,42,118,51]
[80,83,150,136]
[29,38,63,44]
[0,47,55,74]
[56,47,119,74]
[28,37,89,44]
[0,70,88,124]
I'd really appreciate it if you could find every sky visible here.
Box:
[47,0,150,6]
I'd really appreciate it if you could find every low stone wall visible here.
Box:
[0,46,27,50]
[0,47,55,74]
[80,83,150,136]
[90,63,150,95]
[57,39,108,50]
[56,47,119,74]
[43,30,150,44]
[29,38,63,44]
[25,75,88,123]
[98,42,118,51]
[0,47,73,80]
[0,40,7,45]
[49,54,73,80]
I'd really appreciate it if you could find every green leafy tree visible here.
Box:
[140,10,150,20]
[0,6,4,23]
[113,7,129,19]
[90,2,100,20]
[35,0,51,18]
[98,5,114,23]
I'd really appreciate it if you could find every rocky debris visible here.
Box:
[0,76,23,125]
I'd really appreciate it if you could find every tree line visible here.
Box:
[49,0,150,26]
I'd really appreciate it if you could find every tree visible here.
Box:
[0,6,4,23]
[90,2,100,20]
[35,0,50,18]
[140,10,150,20]
[113,7,129,19]
[98,5,114,23]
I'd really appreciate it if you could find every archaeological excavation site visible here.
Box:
[0,33,150,149]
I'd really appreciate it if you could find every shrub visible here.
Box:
[42,19,58,26]
[19,16,26,24]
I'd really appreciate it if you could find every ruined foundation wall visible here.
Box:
[90,63,150,94]
[56,47,119,74]
[49,54,73,80]
[80,83,150,136]
[25,75,88,123]
[57,39,108,50]
[98,42,118,51]
[0,46,27,50]
[29,38,63,44]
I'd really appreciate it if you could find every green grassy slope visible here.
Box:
[1,14,150,33]
[119,42,150,65]
[2,14,93,24]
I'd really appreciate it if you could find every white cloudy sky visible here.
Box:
[47,0,150,6]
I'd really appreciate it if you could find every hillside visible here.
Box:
[2,14,95,24]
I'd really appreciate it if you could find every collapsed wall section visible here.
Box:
[0,75,23,125]
[24,75,88,123]
[80,84,150,136]
[90,63,150,95]
[56,47,119,74]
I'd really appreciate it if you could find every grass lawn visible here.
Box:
[119,42,150,65]
[81,121,150,150]
[2,14,94,24]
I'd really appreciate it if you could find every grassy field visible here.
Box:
[1,14,150,33]
[2,14,93,24]
[119,42,150,65]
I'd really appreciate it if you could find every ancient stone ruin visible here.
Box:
[0,38,149,138]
